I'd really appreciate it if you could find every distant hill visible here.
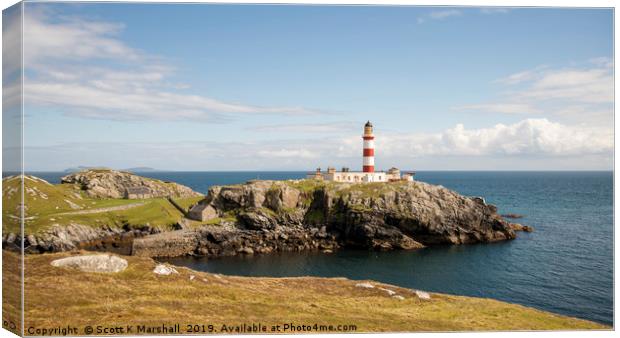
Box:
[63,166,163,173]
[123,167,161,172]
[63,166,111,173]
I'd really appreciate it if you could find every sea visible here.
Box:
[17,171,614,325]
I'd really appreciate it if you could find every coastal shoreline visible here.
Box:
[3,170,532,258]
[4,250,609,333]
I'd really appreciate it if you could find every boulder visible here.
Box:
[153,264,178,275]
[173,218,192,230]
[238,247,254,255]
[238,210,276,230]
[510,223,534,232]
[355,282,375,289]
[378,287,396,296]
[415,290,431,300]
[50,254,128,273]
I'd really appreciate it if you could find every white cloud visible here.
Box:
[523,68,613,103]
[24,13,140,64]
[454,103,538,114]
[21,12,323,122]
[257,149,318,159]
[495,69,540,85]
[480,8,510,14]
[429,9,462,19]
[250,122,358,133]
[589,57,613,68]
[357,119,611,158]
[417,9,462,24]
[463,60,613,125]
[3,6,22,78]
[25,118,613,171]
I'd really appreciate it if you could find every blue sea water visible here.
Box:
[18,171,614,325]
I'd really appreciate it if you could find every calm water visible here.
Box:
[20,171,614,325]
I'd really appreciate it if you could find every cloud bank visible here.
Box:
[26,118,613,171]
[455,59,613,127]
[20,11,321,122]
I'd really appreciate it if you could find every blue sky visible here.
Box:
[3,3,614,171]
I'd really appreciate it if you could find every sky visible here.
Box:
[2,3,614,171]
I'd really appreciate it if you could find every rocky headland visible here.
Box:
[3,170,532,257]
[60,169,200,199]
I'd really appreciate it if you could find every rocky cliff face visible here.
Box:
[3,222,160,254]
[61,169,201,199]
[165,179,528,257]
[5,174,531,258]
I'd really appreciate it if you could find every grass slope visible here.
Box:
[170,196,204,213]
[5,250,607,333]
[2,176,187,235]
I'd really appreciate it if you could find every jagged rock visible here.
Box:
[132,230,199,257]
[61,169,201,199]
[50,254,128,273]
[153,264,178,275]
[415,290,431,300]
[510,223,534,232]
[502,213,524,219]
[9,174,532,259]
[238,247,254,255]
[174,218,192,230]
[355,283,375,289]
[238,209,276,230]
[184,179,524,254]
[378,287,396,296]
[265,185,300,211]
[6,233,16,244]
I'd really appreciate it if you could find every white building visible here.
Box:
[307,121,414,183]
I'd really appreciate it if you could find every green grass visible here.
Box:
[337,182,402,199]
[284,179,330,193]
[2,176,187,235]
[205,216,237,225]
[258,207,278,217]
[171,196,204,213]
[6,250,608,332]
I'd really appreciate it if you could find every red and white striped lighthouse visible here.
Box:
[362,121,375,173]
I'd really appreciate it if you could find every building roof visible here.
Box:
[126,186,151,194]
[365,120,373,128]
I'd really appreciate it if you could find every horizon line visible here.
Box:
[5,169,615,173]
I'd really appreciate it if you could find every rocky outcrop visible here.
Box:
[184,180,523,253]
[132,224,340,258]
[5,177,531,258]
[50,254,128,273]
[61,169,201,199]
[132,230,201,257]
[3,223,160,255]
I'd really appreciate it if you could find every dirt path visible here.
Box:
[59,202,146,215]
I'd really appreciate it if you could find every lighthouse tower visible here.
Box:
[362,121,375,173]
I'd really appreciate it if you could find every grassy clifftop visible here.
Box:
[2,175,202,235]
[5,250,607,332]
